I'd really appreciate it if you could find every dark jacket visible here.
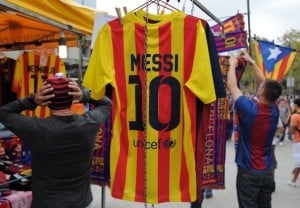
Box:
[0,91,111,208]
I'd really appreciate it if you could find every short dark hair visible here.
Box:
[263,79,282,103]
[294,98,300,107]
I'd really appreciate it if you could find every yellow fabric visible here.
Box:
[5,0,97,35]
[1,0,106,49]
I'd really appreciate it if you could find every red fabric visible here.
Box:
[4,191,32,208]
[0,199,10,208]
[0,171,6,183]
[6,136,21,151]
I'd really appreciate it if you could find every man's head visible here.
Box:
[257,79,282,103]
[294,98,300,108]
[46,76,73,110]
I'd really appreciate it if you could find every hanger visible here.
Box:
[116,1,179,25]
[115,6,129,25]
[164,0,224,36]
[123,6,128,14]
[132,0,179,13]
[115,7,123,25]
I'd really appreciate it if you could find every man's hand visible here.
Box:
[240,49,265,84]
[229,56,239,68]
[34,82,54,106]
[68,80,83,103]
[34,79,83,106]
[239,50,255,64]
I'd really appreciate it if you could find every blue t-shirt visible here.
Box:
[235,96,279,172]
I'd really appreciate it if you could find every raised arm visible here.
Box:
[227,56,243,102]
[240,50,265,85]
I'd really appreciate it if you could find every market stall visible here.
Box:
[0,0,96,49]
[0,1,106,207]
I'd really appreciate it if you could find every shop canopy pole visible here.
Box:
[101,186,105,208]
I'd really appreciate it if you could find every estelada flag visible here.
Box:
[253,39,297,80]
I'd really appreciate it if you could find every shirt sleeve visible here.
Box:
[83,24,114,100]
[185,20,216,104]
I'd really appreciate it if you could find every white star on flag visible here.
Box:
[267,47,282,60]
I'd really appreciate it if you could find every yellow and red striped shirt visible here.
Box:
[12,51,66,118]
[83,10,216,203]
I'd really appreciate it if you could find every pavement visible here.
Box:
[90,134,300,208]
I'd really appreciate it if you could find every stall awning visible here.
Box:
[0,0,104,50]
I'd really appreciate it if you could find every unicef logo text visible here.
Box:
[133,138,176,150]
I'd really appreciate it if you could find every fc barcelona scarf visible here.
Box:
[210,13,245,34]
[196,98,228,191]
[219,56,247,88]
[210,13,247,56]
[90,117,112,186]
[214,31,247,56]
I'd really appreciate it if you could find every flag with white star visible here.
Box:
[253,39,297,80]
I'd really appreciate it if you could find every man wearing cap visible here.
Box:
[0,76,112,208]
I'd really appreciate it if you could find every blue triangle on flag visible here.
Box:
[259,40,294,73]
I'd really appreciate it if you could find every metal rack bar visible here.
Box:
[190,0,224,33]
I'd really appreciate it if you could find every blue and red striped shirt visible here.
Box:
[235,96,279,171]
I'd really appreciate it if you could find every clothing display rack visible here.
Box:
[101,1,224,208]
[190,0,224,33]
[0,37,80,50]
[167,0,224,34]
[1,0,225,207]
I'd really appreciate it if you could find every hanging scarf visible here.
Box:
[90,116,112,186]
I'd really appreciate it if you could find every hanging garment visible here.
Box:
[11,51,66,118]
[0,57,17,106]
[210,13,247,57]
[90,117,112,186]
[210,13,245,34]
[194,20,228,201]
[196,98,228,191]
[193,13,247,201]
[214,30,247,56]
[83,10,217,203]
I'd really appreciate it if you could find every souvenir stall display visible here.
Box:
[86,1,249,208]
[0,0,250,207]
[83,0,248,207]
